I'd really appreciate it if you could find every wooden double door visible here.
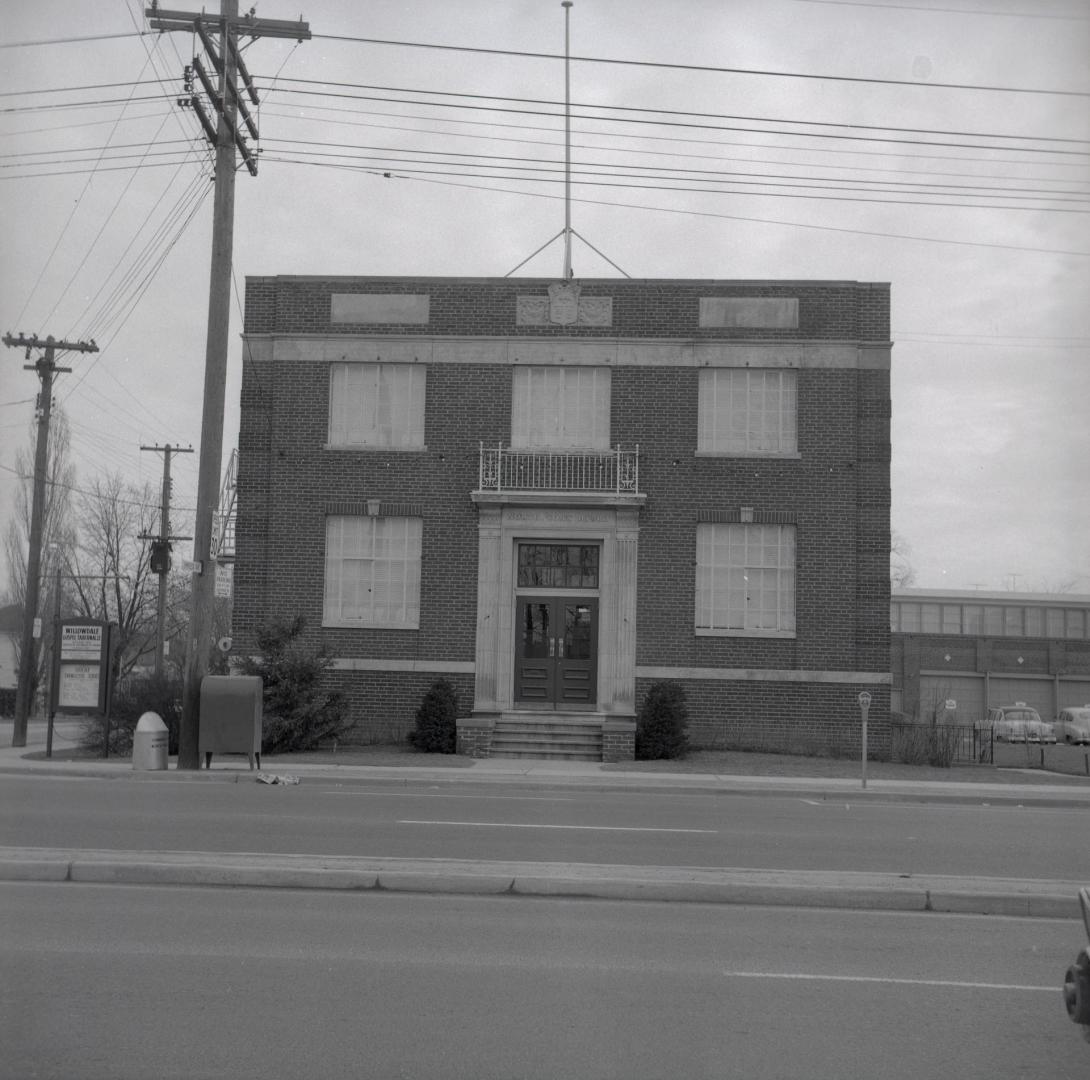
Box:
[513,596,598,707]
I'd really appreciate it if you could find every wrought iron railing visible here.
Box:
[890,720,992,766]
[478,443,640,495]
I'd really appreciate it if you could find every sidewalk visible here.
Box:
[2,720,1087,918]
[3,721,1089,807]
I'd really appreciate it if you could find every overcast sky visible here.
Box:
[1,0,1088,596]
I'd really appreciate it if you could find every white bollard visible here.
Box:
[132,711,169,770]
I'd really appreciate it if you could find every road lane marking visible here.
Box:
[723,971,1052,992]
[398,820,717,833]
[325,791,579,802]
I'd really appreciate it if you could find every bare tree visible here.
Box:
[2,409,76,705]
[891,529,917,590]
[68,473,159,680]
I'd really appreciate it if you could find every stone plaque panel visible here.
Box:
[699,297,799,329]
[331,294,431,324]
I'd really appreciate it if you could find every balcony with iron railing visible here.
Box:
[474,442,643,505]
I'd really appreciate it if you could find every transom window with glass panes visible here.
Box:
[698,369,797,455]
[696,523,796,636]
[328,363,425,449]
[512,367,610,449]
[517,544,600,590]
[324,516,422,627]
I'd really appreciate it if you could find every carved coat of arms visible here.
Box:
[548,282,580,325]
[515,283,612,327]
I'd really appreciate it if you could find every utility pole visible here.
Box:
[139,444,193,675]
[146,2,310,768]
[2,332,98,747]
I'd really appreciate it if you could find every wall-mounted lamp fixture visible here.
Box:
[740,506,754,523]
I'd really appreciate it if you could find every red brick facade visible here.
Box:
[236,276,892,757]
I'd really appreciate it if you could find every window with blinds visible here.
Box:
[696,523,796,636]
[328,363,426,448]
[511,366,610,449]
[323,516,422,628]
[698,369,797,455]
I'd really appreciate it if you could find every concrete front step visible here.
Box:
[492,713,604,761]
[490,750,602,761]
[494,723,601,738]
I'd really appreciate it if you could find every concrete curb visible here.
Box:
[0,847,1081,919]
[2,760,1089,809]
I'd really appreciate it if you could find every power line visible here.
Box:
[13,78,1084,154]
[277,160,1090,257]
[0,77,175,98]
[0,31,150,50]
[0,157,205,180]
[309,33,1090,98]
[263,136,1090,200]
[259,106,1090,186]
[792,0,1090,19]
[0,460,196,514]
[264,85,1090,156]
[262,153,1090,213]
[0,93,171,114]
[0,138,196,159]
[266,77,1090,146]
[265,100,1090,170]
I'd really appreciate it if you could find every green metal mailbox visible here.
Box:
[199,675,263,770]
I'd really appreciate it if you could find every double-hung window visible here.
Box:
[324,516,422,628]
[696,523,796,636]
[511,366,610,449]
[698,369,797,455]
[328,363,425,448]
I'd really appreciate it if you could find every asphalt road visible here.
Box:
[1,772,1084,881]
[2,881,1084,1080]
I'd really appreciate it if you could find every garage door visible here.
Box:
[919,674,985,724]
[988,675,1054,719]
[1058,678,1090,711]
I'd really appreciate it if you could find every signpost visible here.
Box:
[858,691,872,789]
[50,619,118,758]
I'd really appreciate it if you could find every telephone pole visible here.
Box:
[139,444,193,675]
[146,1,310,767]
[2,332,98,747]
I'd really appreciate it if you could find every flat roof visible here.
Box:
[893,589,1090,605]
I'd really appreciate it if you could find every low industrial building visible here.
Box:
[891,588,1090,724]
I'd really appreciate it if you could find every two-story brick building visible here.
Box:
[233,276,892,760]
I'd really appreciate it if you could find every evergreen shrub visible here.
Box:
[635,680,690,760]
[408,678,459,754]
[238,615,349,753]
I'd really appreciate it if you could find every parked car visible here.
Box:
[985,703,1054,743]
[1062,887,1090,1043]
[1057,706,1090,746]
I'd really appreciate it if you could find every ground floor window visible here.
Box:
[695,523,796,635]
[323,515,422,627]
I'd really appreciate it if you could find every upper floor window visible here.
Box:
[328,363,425,449]
[696,523,796,636]
[698,369,797,455]
[323,515,422,628]
[512,366,610,449]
